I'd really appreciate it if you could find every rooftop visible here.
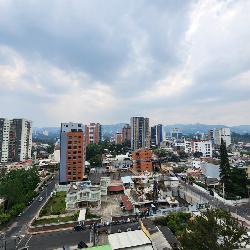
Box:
[108,230,152,250]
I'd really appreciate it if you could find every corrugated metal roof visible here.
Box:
[108,230,152,250]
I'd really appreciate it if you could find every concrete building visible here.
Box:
[208,129,215,144]
[151,124,163,147]
[115,132,123,145]
[52,144,60,163]
[0,118,10,163]
[59,122,86,184]
[66,181,102,210]
[121,124,131,144]
[108,230,153,250]
[214,128,231,147]
[132,148,153,172]
[170,128,182,139]
[85,123,102,145]
[184,140,192,154]
[191,140,212,158]
[0,118,32,163]
[130,117,150,150]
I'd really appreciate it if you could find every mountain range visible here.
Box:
[33,123,250,139]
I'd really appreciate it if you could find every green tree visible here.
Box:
[193,151,203,158]
[180,209,249,250]
[0,210,11,224]
[153,148,168,158]
[155,212,191,235]
[219,139,232,195]
[230,168,248,198]
[0,167,40,211]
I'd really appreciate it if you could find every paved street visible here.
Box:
[4,176,58,250]
[181,181,250,219]
[17,222,139,250]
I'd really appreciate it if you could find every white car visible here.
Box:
[39,197,43,202]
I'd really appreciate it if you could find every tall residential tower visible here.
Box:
[122,124,131,144]
[0,118,32,163]
[59,123,86,184]
[214,128,231,147]
[151,124,163,147]
[85,123,102,145]
[130,117,150,150]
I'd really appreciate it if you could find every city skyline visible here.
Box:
[0,0,250,126]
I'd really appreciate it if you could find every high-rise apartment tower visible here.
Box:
[130,117,150,150]
[85,123,102,145]
[0,118,32,163]
[60,123,86,184]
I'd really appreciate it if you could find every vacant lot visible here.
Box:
[40,192,66,216]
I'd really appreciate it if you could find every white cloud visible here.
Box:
[0,0,249,126]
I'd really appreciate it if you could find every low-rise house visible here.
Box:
[66,180,108,210]
[108,180,124,194]
[100,177,111,195]
[121,176,134,189]
[141,219,173,250]
[163,176,179,189]
[108,230,153,250]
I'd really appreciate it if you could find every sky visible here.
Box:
[0,0,250,127]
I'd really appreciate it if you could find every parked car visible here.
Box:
[39,197,43,202]
[74,224,85,231]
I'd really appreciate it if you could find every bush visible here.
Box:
[0,210,11,225]
[155,212,191,235]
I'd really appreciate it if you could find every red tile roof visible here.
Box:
[108,185,124,192]
[122,195,133,211]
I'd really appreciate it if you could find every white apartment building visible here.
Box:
[214,128,231,147]
[184,140,192,153]
[0,119,10,163]
[191,140,212,158]
[0,118,32,163]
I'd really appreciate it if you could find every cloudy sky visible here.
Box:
[0,0,250,126]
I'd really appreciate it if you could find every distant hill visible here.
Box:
[33,123,250,140]
[164,124,250,135]
[102,123,125,135]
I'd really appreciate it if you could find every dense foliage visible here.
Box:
[155,209,249,250]
[219,139,248,198]
[231,132,250,143]
[86,140,130,167]
[153,148,180,162]
[0,167,40,224]
[180,209,249,250]
[155,212,191,235]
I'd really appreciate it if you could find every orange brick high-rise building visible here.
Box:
[132,148,153,172]
[59,123,86,184]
